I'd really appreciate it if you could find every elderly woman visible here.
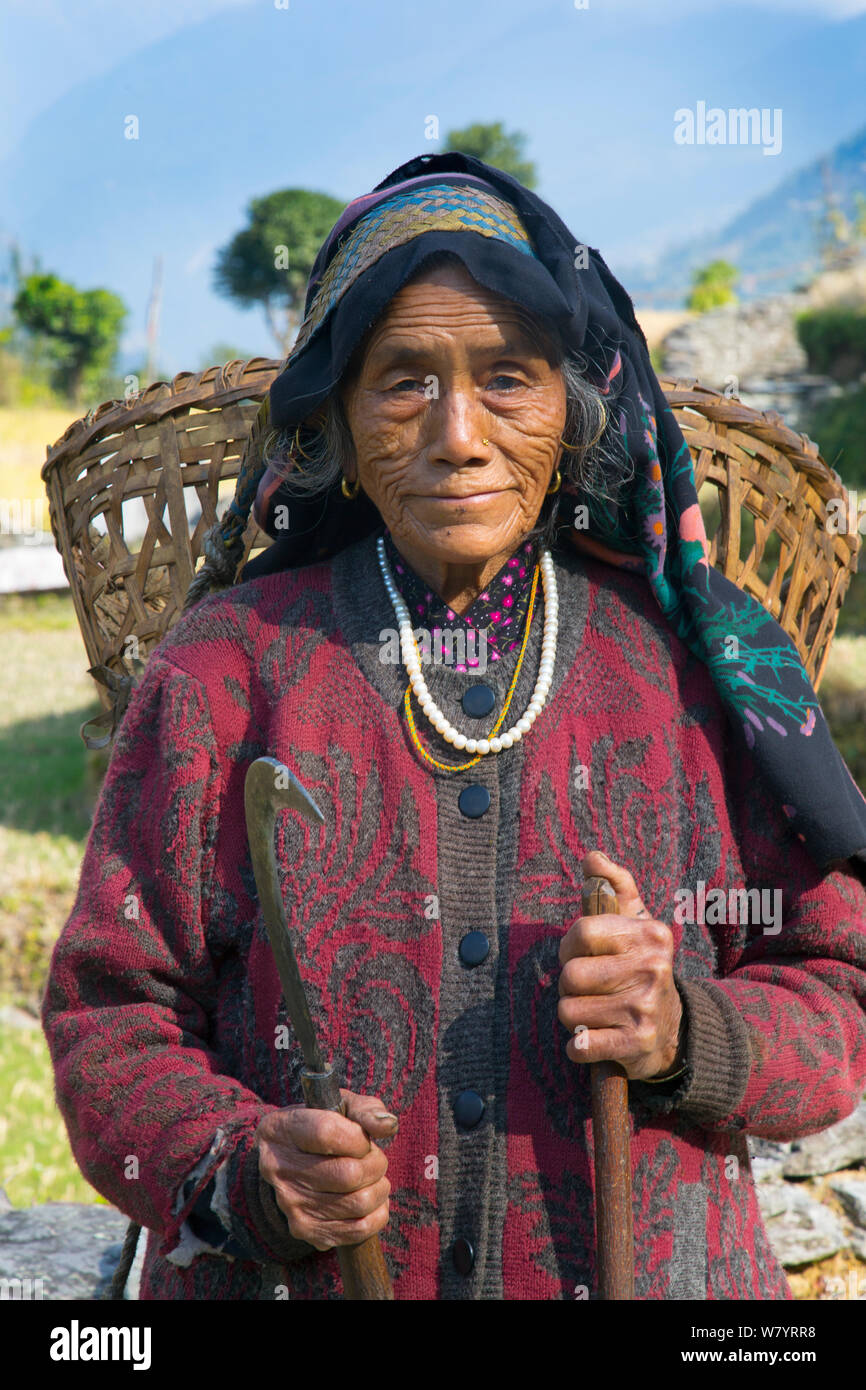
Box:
[42,152,866,1301]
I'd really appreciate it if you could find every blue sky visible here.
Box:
[2,0,865,374]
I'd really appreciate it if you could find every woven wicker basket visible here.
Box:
[41,360,860,748]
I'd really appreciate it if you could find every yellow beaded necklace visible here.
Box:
[402,560,542,773]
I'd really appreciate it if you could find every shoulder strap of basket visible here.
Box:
[182,394,272,614]
[80,664,139,750]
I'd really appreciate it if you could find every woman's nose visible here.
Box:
[426,385,489,464]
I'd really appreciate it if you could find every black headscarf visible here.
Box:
[231,151,866,871]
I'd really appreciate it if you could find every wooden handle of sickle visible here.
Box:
[582,875,635,1302]
[301,1066,394,1301]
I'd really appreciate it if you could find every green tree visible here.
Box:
[683,259,739,314]
[214,190,345,354]
[686,260,739,314]
[796,307,866,384]
[443,121,537,188]
[12,273,127,403]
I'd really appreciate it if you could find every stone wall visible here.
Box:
[659,293,841,432]
[0,1190,143,1300]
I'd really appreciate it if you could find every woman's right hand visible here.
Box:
[255,1089,398,1251]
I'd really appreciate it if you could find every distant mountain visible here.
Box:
[4,1,866,367]
[624,125,866,308]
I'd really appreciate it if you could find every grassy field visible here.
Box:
[0,593,102,1008]
[0,1018,107,1207]
[0,591,105,1207]
[0,407,80,514]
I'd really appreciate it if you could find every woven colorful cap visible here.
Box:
[291,179,539,356]
[267,170,579,431]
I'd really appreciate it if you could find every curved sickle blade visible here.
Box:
[244,756,395,1301]
[244,756,326,1071]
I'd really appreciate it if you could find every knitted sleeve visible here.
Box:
[40,653,311,1265]
[634,734,866,1136]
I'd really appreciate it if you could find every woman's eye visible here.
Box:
[389,378,425,393]
[487,374,523,390]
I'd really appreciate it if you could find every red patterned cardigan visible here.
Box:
[41,528,866,1299]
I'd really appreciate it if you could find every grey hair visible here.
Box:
[261,334,633,553]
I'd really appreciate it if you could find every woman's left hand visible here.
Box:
[557,850,684,1081]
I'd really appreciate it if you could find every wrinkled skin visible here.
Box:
[340,260,567,616]
[558,852,684,1082]
[256,1091,398,1251]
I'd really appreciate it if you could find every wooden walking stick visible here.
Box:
[582,874,635,1301]
[245,755,393,1300]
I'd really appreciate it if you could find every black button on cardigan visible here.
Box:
[458,931,490,966]
[461,684,496,718]
[453,1089,485,1128]
[458,784,490,818]
[452,1238,475,1275]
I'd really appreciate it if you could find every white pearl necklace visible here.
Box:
[376,536,558,755]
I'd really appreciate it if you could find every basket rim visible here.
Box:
[41,359,845,495]
[658,377,842,490]
[40,356,287,483]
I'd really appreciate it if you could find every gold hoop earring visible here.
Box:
[587,401,608,451]
[560,403,608,456]
[293,424,315,462]
[341,474,360,500]
[547,468,562,494]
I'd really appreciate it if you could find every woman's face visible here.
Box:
[339,261,567,576]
